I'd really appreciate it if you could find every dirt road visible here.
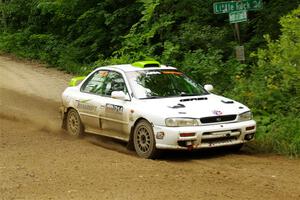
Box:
[0,55,300,200]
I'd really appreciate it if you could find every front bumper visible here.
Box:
[153,120,256,150]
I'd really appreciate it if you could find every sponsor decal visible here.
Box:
[105,103,123,114]
[77,99,91,103]
[212,110,223,116]
[76,99,97,112]
[145,71,161,75]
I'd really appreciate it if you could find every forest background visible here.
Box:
[0,0,299,156]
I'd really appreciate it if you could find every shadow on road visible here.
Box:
[83,132,256,161]
[158,147,255,162]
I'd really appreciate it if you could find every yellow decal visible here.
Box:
[162,71,183,75]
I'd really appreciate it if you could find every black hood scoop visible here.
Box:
[180,97,208,102]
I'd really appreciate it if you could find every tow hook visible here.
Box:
[186,141,193,151]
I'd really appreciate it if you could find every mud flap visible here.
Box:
[59,106,67,129]
[126,126,135,150]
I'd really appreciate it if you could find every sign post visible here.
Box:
[213,0,263,61]
[235,46,245,61]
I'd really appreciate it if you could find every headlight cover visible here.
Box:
[165,118,200,127]
[238,111,253,121]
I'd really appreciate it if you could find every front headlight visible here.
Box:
[238,111,253,121]
[165,118,200,127]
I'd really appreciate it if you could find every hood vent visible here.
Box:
[221,100,234,104]
[168,103,185,109]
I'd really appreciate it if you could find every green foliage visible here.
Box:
[0,0,142,73]
[229,7,300,157]
[254,116,300,157]
[240,0,300,57]
[232,7,300,115]
[0,29,63,64]
[181,48,245,93]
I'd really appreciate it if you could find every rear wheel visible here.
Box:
[133,120,159,159]
[66,109,84,137]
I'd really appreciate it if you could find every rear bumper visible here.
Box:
[153,120,256,150]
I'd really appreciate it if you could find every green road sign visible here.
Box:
[229,10,247,23]
[213,0,263,14]
[213,1,236,14]
[242,0,263,11]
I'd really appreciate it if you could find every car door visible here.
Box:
[100,71,131,140]
[78,70,109,132]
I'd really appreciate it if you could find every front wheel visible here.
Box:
[133,120,159,159]
[66,109,84,137]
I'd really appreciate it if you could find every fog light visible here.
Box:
[246,126,255,131]
[180,132,196,137]
[244,133,254,141]
[156,132,165,139]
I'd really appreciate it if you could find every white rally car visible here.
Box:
[60,61,256,159]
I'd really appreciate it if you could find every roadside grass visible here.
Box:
[248,115,300,158]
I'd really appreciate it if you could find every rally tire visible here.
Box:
[66,108,84,137]
[133,120,159,159]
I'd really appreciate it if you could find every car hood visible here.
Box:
[137,94,249,118]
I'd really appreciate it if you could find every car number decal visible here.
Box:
[105,103,123,114]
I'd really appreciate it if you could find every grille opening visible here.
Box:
[177,141,195,147]
[178,141,187,147]
[200,115,237,124]
[202,129,239,136]
[201,136,238,144]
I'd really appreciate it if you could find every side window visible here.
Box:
[81,70,108,95]
[103,71,128,96]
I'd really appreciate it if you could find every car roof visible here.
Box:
[94,64,177,72]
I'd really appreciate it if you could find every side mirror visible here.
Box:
[69,76,86,86]
[204,84,214,92]
[111,91,129,100]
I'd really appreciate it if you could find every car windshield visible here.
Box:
[126,70,208,99]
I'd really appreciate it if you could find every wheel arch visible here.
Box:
[127,117,153,150]
[61,106,78,130]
